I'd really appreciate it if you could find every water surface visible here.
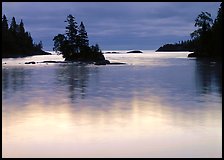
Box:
[2,51,222,158]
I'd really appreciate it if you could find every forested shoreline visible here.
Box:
[156,3,222,59]
[2,15,51,58]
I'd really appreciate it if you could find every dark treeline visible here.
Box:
[156,40,196,52]
[156,3,223,59]
[2,15,50,58]
[53,14,109,64]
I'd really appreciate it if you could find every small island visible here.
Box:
[53,14,110,65]
[2,15,51,58]
[126,50,143,53]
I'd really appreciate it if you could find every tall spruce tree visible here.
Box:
[10,17,17,32]
[65,14,78,54]
[2,14,8,32]
[19,19,25,34]
[78,21,89,51]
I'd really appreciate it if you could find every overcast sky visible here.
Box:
[2,2,221,51]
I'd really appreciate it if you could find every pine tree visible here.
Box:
[65,14,78,53]
[10,17,17,32]
[212,2,223,57]
[78,21,89,50]
[19,19,25,34]
[2,14,8,32]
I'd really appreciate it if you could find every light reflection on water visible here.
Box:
[2,51,222,158]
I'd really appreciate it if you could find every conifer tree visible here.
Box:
[65,14,78,53]
[2,14,8,32]
[19,19,25,34]
[78,21,89,51]
[10,17,17,32]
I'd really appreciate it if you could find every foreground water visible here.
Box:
[2,50,222,158]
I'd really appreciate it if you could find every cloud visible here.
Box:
[2,2,221,50]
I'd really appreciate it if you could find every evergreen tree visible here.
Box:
[2,15,47,58]
[2,14,8,32]
[18,19,25,34]
[65,14,78,53]
[78,21,89,50]
[212,2,223,57]
[10,17,17,32]
[190,12,213,39]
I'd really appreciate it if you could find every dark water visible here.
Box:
[2,52,222,158]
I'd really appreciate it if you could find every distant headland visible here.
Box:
[156,3,223,59]
[2,15,51,58]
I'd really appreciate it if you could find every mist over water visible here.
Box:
[2,50,222,158]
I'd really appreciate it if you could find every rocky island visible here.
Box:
[127,50,143,53]
[52,14,111,65]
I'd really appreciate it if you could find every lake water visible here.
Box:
[2,50,222,158]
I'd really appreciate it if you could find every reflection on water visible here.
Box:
[55,64,92,101]
[2,53,222,158]
[195,59,222,96]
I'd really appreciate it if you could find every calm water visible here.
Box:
[2,51,222,158]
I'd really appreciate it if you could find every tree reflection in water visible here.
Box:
[55,64,99,103]
[2,67,31,100]
[195,59,222,97]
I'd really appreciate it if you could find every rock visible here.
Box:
[25,61,36,64]
[127,50,143,53]
[187,53,197,57]
[42,61,58,63]
[108,62,126,65]
[105,51,120,54]
[94,60,110,65]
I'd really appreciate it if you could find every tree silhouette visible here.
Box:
[9,17,17,32]
[2,15,49,58]
[78,21,89,50]
[211,2,223,57]
[190,12,213,40]
[157,3,222,59]
[65,14,79,54]
[53,14,107,63]
[18,19,25,34]
[2,15,8,32]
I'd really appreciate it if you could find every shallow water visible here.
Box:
[2,51,222,158]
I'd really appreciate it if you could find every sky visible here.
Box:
[2,2,221,51]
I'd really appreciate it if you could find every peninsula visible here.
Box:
[2,15,51,58]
